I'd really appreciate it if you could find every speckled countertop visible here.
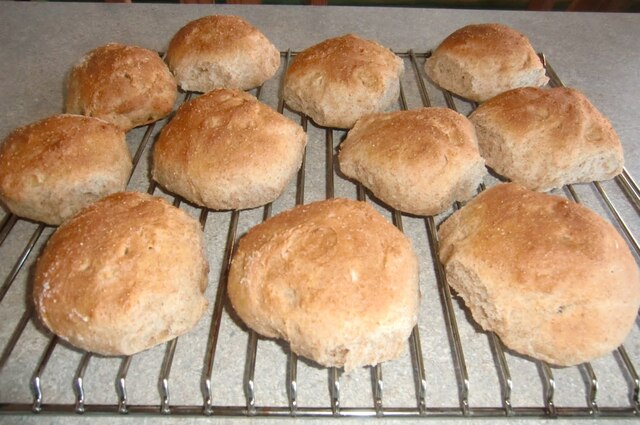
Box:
[0,2,638,425]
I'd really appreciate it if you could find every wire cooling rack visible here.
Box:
[0,51,638,419]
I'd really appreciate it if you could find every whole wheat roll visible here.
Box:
[228,198,420,371]
[339,107,486,216]
[33,191,209,356]
[166,15,280,92]
[0,114,131,225]
[438,183,640,366]
[425,23,548,102]
[66,43,177,131]
[283,34,404,129]
[152,88,306,211]
[469,87,623,191]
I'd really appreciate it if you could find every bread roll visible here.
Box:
[339,107,486,216]
[438,183,640,366]
[166,15,280,92]
[425,24,548,102]
[0,114,131,225]
[33,191,209,356]
[152,88,306,210]
[228,198,419,370]
[284,34,404,129]
[66,43,177,131]
[469,87,623,191]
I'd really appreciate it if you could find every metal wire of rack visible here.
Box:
[0,50,638,419]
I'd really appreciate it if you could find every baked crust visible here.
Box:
[152,88,306,210]
[66,43,177,131]
[425,23,548,102]
[166,15,280,92]
[469,87,623,191]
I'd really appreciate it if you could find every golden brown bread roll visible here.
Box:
[425,23,548,102]
[284,34,404,129]
[66,43,177,131]
[0,114,131,225]
[469,87,623,191]
[33,192,209,356]
[438,183,640,366]
[152,88,306,210]
[166,15,280,92]
[228,198,420,370]
[339,107,486,216]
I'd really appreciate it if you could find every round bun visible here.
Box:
[425,24,548,102]
[153,88,306,210]
[66,43,177,131]
[0,114,132,225]
[228,198,419,370]
[339,107,486,216]
[33,192,209,356]
[284,34,404,129]
[469,87,623,191]
[166,15,280,92]
[438,183,640,366]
